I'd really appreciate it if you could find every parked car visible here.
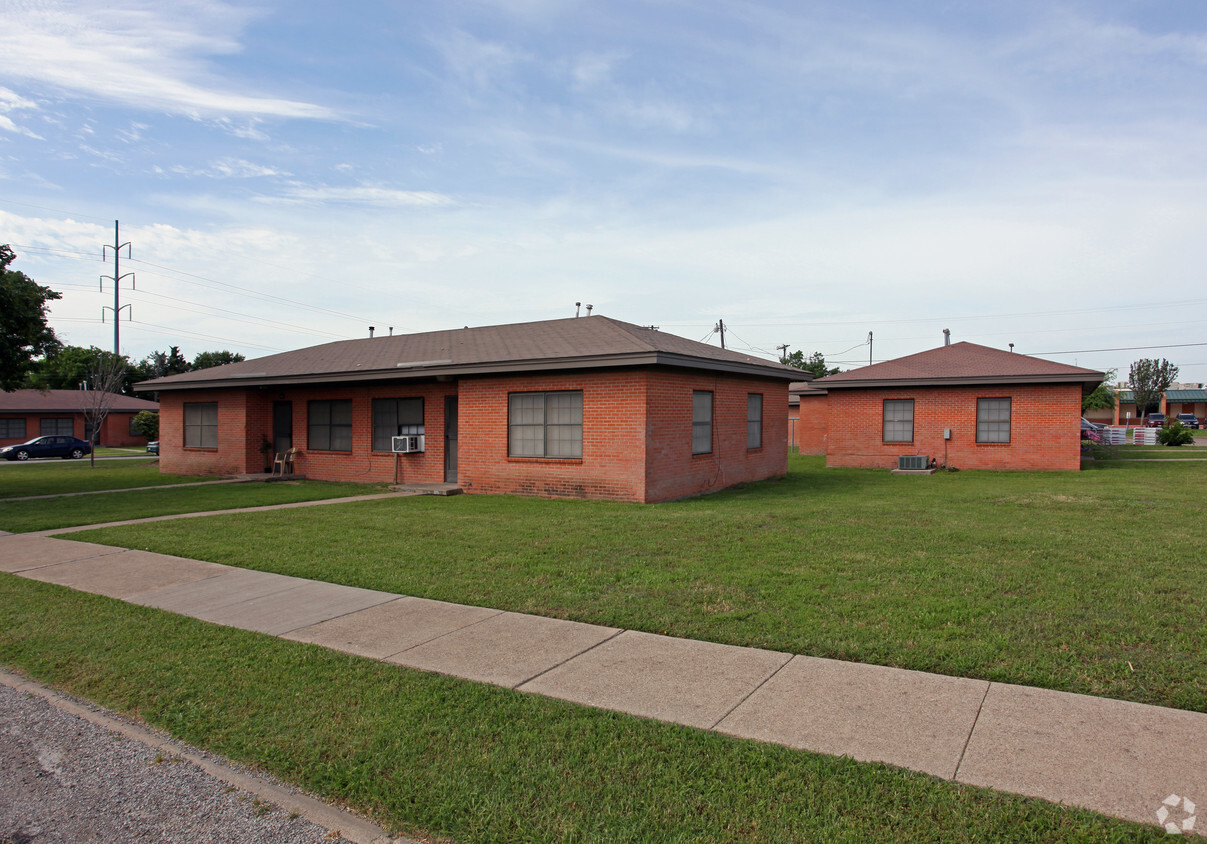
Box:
[146,441,159,454]
[0,436,92,461]
[1080,418,1106,439]
[1145,413,1167,428]
[1175,413,1200,429]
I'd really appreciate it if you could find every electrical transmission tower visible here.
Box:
[100,220,134,355]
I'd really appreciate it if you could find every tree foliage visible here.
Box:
[781,350,840,379]
[1082,368,1117,412]
[28,345,137,394]
[132,410,159,440]
[0,245,61,391]
[1128,358,1179,417]
[192,349,245,370]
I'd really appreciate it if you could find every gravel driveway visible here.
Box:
[0,677,401,843]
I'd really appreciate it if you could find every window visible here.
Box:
[372,398,424,451]
[0,419,26,439]
[308,400,353,451]
[883,399,914,443]
[508,391,582,458]
[747,393,763,449]
[40,417,73,436]
[977,397,1011,443]
[692,391,713,454]
[184,402,218,449]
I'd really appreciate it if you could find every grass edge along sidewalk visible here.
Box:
[66,455,1207,715]
[0,575,1167,844]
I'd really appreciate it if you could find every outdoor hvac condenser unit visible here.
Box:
[897,455,929,471]
[392,435,425,453]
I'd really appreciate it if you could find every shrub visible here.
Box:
[1157,420,1194,446]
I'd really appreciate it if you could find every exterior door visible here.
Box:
[272,401,292,455]
[444,396,458,483]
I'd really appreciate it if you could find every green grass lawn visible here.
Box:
[68,455,1207,713]
[0,458,209,498]
[0,576,1162,844]
[0,460,388,531]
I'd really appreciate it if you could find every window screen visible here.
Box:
[0,419,26,439]
[977,397,1011,443]
[883,399,914,443]
[40,417,74,436]
[308,399,353,451]
[692,391,713,454]
[508,391,582,458]
[184,403,218,449]
[747,393,763,449]
[372,398,424,451]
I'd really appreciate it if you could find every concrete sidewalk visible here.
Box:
[1,531,1203,835]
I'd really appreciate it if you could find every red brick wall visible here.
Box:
[154,369,790,501]
[458,370,648,501]
[0,412,149,447]
[825,384,1085,471]
[643,371,788,502]
[159,384,457,481]
[791,394,828,454]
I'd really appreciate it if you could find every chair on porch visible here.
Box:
[272,447,300,477]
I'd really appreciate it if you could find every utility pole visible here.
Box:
[100,220,134,355]
[715,319,726,349]
[776,343,790,362]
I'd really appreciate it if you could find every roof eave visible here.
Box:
[135,351,799,392]
[820,372,1105,391]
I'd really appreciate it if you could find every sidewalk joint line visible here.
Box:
[707,652,795,731]
[514,627,626,690]
[952,681,992,781]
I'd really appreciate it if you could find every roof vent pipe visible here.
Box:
[575,302,581,318]
[389,326,394,336]
[586,304,593,316]
[942,328,950,346]
[369,326,375,338]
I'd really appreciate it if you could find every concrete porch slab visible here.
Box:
[282,596,501,659]
[518,630,792,730]
[17,551,229,600]
[389,611,621,688]
[0,535,126,573]
[715,655,990,779]
[190,580,398,636]
[956,682,1207,829]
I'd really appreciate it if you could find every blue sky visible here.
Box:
[2,0,1206,381]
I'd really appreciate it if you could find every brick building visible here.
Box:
[0,389,158,448]
[816,343,1103,471]
[787,381,826,455]
[135,316,799,503]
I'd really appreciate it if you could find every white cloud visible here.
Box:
[0,86,43,138]
[0,1,335,121]
[262,184,456,208]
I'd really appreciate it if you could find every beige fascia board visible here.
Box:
[136,351,799,393]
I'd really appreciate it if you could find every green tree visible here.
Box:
[1128,358,1179,419]
[781,350,840,379]
[0,245,61,391]
[135,346,191,382]
[131,410,159,440]
[1082,368,1117,413]
[192,349,245,370]
[28,344,138,394]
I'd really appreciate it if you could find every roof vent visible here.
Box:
[369,326,375,338]
[942,329,950,346]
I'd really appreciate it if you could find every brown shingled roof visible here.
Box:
[817,342,1104,390]
[0,389,159,413]
[135,316,800,392]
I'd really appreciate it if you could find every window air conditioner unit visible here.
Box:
[392,435,424,453]
[897,455,929,471]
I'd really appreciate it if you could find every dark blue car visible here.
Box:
[0,436,92,461]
